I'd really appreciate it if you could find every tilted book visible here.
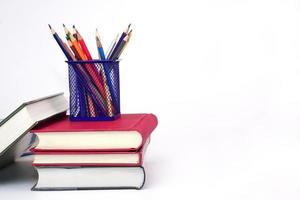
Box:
[0,93,68,168]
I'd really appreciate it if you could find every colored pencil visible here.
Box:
[67,39,108,114]
[63,24,87,60]
[109,24,131,60]
[64,24,109,115]
[74,26,113,115]
[62,42,106,116]
[96,29,106,59]
[65,39,95,117]
[74,26,93,59]
[49,25,72,61]
[72,25,79,40]
[114,30,131,59]
[50,24,107,116]
[117,29,132,59]
[49,24,133,118]
[73,26,98,117]
[96,29,115,116]
[107,33,119,59]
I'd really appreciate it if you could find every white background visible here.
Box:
[1,0,300,199]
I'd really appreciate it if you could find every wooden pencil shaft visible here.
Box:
[65,27,108,108]
[109,32,127,60]
[64,39,108,114]
[107,34,119,59]
[95,32,115,116]
[117,37,131,58]
[68,41,81,60]
[50,27,72,61]
[116,30,132,59]
[64,45,108,115]
[70,37,110,114]
[112,40,126,60]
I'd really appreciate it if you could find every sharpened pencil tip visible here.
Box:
[125,23,131,33]
[63,24,70,35]
[48,24,55,34]
[96,28,100,37]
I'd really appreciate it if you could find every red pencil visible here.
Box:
[65,25,109,115]
[74,26,115,116]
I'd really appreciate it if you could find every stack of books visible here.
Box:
[30,113,158,190]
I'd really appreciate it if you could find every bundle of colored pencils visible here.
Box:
[49,24,132,118]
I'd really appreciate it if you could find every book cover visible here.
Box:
[31,113,158,152]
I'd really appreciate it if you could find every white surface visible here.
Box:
[1,0,300,199]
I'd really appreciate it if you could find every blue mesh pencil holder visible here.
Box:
[66,60,121,121]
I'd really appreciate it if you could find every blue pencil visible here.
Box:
[49,24,72,61]
[109,24,131,60]
[96,29,116,116]
[49,24,108,117]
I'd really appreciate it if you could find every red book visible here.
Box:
[31,113,158,152]
[31,139,150,167]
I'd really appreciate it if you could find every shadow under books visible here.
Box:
[0,156,35,185]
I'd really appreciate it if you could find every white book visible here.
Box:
[32,166,145,190]
[0,93,68,168]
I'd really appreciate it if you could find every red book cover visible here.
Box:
[31,113,157,152]
[31,139,150,167]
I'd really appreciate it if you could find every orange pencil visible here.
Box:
[73,26,114,115]
[63,24,86,60]
[74,26,92,60]
[64,24,109,115]
[73,26,110,116]
[73,26,114,116]
[66,40,96,117]
[66,40,108,114]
